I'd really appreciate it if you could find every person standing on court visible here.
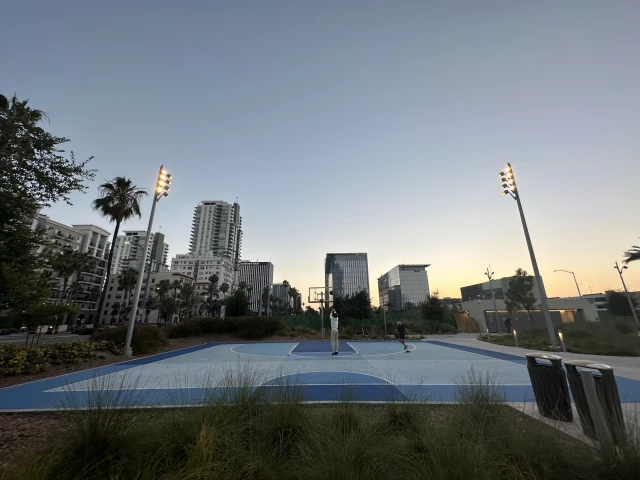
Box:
[397,321,409,352]
[330,308,339,355]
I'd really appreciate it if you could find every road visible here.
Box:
[0,333,88,345]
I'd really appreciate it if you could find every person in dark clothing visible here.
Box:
[504,317,512,333]
[396,321,409,352]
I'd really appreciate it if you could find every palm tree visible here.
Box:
[92,177,147,322]
[220,282,230,299]
[623,241,640,265]
[289,287,299,313]
[261,286,270,316]
[208,274,219,298]
[117,268,138,322]
[171,280,182,300]
[156,279,172,299]
[48,247,92,306]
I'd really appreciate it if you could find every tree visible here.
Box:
[171,280,182,300]
[47,247,93,305]
[117,268,138,322]
[92,177,147,322]
[178,283,196,320]
[288,287,299,313]
[606,290,638,318]
[18,304,79,346]
[155,279,172,299]
[224,289,250,317]
[219,282,229,299]
[420,291,446,322]
[623,241,640,265]
[144,295,159,323]
[261,286,270,316]
[0,94,94,310]
[305,306,317,315]
[504,268,538,329]
[208,274,219,301]
[159,297,177,324]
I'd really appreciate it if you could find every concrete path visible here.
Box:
[425,333,640,381]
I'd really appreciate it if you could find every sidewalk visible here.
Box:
[423,333,640,381]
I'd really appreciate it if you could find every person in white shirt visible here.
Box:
[330,308,339,355]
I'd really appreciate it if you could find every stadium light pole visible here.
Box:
[124,166,172,356]
[500,164,558,348]
[553,270,582,298]
[614,262,639,327]
[484,267,502,333]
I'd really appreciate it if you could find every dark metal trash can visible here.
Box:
[525,353,573,421]
[564,360,625,444]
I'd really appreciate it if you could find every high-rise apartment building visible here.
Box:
[238,261,274,314]
[378,264,430,312]
[325,253,370,299]
[30,213,110,324]
[189,201,242,262]
[171,254,236,287]
[110,231,169,275]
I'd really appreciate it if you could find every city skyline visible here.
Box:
[5,1,640,304]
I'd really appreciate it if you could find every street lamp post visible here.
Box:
[485,267,502,333]
[124,166,172,356]
[500,164,558,348]
[553,269,582,298]
[614,262,639,327]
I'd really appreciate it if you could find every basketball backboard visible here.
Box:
[308,286,333,304]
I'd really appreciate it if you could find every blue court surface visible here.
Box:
[1,340,640,411]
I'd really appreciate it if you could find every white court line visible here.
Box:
[359,344,417,357]
[259,370,394,386]
[346,342,359,354]
[230,344,295,358]
[287,343,300,356]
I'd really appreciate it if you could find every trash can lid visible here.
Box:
[524,352,562,360]
[564,359,612,370]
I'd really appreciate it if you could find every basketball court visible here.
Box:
[2,339,640,411]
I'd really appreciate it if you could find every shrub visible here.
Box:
[0,328,18,335]
[96,326,167,354]
[0,340,122,375]
[0,344,49,374]
[438,323,457,334]
[165,317,285,340]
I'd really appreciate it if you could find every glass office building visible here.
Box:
[325,253,370,299]
[378,264,430,311]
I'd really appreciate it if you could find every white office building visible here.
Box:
[378,264,430,311]
[110,230,169,275]
[238,261,274,314]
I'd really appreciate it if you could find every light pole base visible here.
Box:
[124,347,133,357]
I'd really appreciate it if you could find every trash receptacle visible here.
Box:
[525,353,573,421]
[564,360,625,444]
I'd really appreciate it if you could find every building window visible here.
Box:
[107,294,111,299]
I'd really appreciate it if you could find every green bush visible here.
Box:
[166,317,285,340]
[96,326,167,354]
[0,328,19,335]
[0,340,122,375]
[438,323,457,334]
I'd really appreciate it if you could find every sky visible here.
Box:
[3,1,640,305]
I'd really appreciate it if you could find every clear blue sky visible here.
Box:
[4,1,640,303]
